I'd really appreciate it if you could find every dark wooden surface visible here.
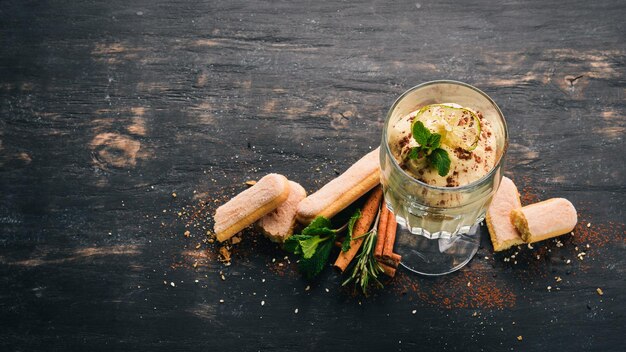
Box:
[1,0,625,351]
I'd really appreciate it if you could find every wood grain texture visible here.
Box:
[1,0,624,351]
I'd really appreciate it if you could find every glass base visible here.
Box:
[395,221,480,276]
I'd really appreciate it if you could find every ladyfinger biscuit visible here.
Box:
[214,173,290,242]
[257,181,307,243]
[486,176,525,251]
[510,198,577,244]
[296,147,380,224]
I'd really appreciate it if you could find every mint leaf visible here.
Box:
[341,208,362,252]
[302,216,335,237]
[407,147,421,160]
[298,238,334,280]
[283,234,311,255]
[428,148,451,177]
[411,121,431,146]
[300,235,330,259]
[286,215,339,280]
[427,133,441,150]
[305,216,332,230]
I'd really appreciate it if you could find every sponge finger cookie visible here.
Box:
[258,181,307,243]
[296,147,380,224]
[510,198,577,243]
[214,173,290,242]
[486,176,525,251]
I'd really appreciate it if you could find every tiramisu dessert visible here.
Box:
[387,103,496,187]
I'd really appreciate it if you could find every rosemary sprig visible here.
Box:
[341,208,384,296]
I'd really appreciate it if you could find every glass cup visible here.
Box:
[380,80,508,275]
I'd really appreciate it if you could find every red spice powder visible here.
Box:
[516,175,541,206]
[391,269,516,309]
[570,220,621,250]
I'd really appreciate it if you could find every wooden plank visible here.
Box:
[0,0,624,350]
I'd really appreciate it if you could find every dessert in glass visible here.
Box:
[380,80,508,275]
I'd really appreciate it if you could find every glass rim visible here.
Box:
[382,80,509,192]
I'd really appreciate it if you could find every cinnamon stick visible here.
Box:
[375,209,401,267]
[374,204,390,257]
[334,186,383,272]
[382,211,398,258]
[377,260,397,277]
[379,252,402,268]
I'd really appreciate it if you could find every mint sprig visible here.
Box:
[284,211,361,280]
[408,121,451,177]
[284,217,336,280]
[427,148,451,176]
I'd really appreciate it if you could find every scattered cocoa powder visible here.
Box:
[454,147,473,160]
[570,220,620,250]
[391,269,516,309]
[516,175,541,205]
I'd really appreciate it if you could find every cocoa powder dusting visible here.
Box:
[517,176,541,205]
[398,135,410,149]
[454,147,473,160]
[571,219,623,251]
[446,176,458,187]
[391,270,516,309]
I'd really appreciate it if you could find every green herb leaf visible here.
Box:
[283,234,311,255]
[427,133,441,150]
[411,121,431,146]
[301,216,335,237]
[407,147,421,160]
[342,230,384,296]
[428,148,451,177]
[305,216,332,231]
[298,238,334,280]
[341,208,362,252]
[299,235,330,259]
[285,216,339,280]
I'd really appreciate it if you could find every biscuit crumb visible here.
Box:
[219,246,231,263]
[517,336,523,341]
[596,288,603,296]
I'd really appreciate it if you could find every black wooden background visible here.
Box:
[1,0,624,351]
